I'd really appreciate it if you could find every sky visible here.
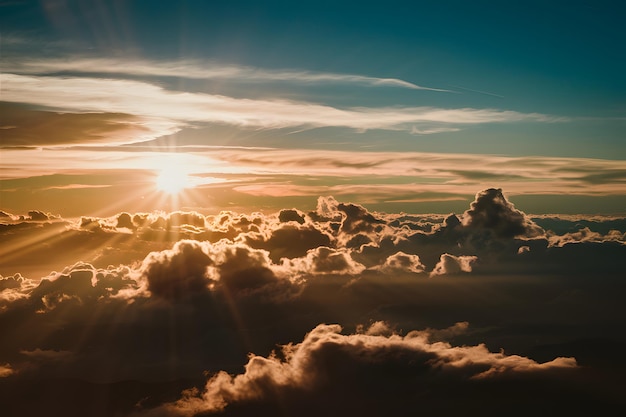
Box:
[1,1,626,416]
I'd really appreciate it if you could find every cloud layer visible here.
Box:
[1,189,625,416]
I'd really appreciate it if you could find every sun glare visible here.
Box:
[155,167,193,194]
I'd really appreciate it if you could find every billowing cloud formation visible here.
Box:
[462,188,544,238]
[1,189,625,416]
[151,322,577,416]
[2,188,625,282]
[139,240,214,301]
[377,251,426,274]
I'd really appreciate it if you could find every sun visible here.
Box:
[155,167,193,194]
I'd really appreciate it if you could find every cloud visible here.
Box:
[430,253,478,277]
[0,274,35,305]
[462,188,544,238]
[0,364,14,378]
[547,227,626,247]
[151,322,578,416]
[0,102,151,147]
[1,192,626,415]
[29,262,136,311]
[3,57,449,91]
[209,242,298,301]
[1,73,563,145]
[376,251,426,274]
[20,348,73,361]
[0,274,26,291]
[282,246,366,277]
[213,148,626,198]
[138,240,214,301]
[4,147,625,209]
[246,223,333,263]
[277,209,306,224]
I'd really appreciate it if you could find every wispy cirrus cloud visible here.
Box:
[2,148,624,202]
[1,73,564,145]
[2,57,449,91]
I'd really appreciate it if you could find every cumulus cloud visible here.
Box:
[547,227,626,247]
[0,274,26,291]
[462,188,544,238]
[377,251,426,274]
[30,262,136,311]
[277,209,305,224]
[0,274,36,304]
[430,253,478,277]
[151,322,578,416]
[3,190,625,284]
[138,240,214,301]
[283,246,366,277]
[117,238,303,302]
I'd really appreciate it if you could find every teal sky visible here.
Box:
[1,0,625,214]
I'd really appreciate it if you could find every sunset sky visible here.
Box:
[1,1,625,416]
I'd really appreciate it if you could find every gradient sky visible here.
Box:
[1,0,625,216]
[1,2,626,416]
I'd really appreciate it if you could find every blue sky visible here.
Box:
[1,0,625,214]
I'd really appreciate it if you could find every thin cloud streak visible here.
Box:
[3,57,450,91]
[450,84,505,99]
[3,148,624,201]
